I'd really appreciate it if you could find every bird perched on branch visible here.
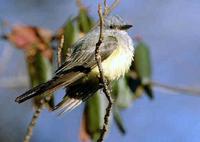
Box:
[15,15,134,113]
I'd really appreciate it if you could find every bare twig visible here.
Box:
[103,0,108,16]
[23,96,52,142]
[103,0,120,17]
[93,0,120,30]
[58,34,64,67]
[24,100,44,142]
[128,71,200,96]
[24,108,41,142]
[152,81,200,96]
[95,4,113,142]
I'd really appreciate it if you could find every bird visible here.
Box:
[15,15,134,113]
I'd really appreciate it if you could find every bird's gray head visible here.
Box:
[104,15,132,30]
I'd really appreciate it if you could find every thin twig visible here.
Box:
[152,81,200,96]
[95,4,113,142]
[23,100,44,142]
[128,71,200,96]
[93,0,120,30]
[103,0,120,17]
[24,96,51,142]
[103,0,108,16]
[58,34,64,67]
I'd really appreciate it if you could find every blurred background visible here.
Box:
[0,0,200,142]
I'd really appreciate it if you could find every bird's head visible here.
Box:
[104,15,133,31]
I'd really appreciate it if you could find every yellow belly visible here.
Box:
[91,46,133,80]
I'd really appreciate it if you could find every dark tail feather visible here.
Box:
[53,76,101,114]
[15,77,64,103]
[15,72,85,104]
[54,97,83,115]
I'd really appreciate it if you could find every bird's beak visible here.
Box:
[120,24,133,30]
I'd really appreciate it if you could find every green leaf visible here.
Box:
[27,50,54,108]
[84,92,103,141]
[78,9,93,33]
[134,41,154,99]
[114,79,132,109]
[113,106,126,134]
[61,19,76,63]
[134,42,152,84]
[34,51,52,83]
[111,80,119,99]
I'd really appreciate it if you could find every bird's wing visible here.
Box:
[55,34,118,76]
[51,34,119,113]
[15,33,118,104]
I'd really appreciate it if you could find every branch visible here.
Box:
[128,71,200,96]
[23,100,43,142]
[103,0,120,17]
[57,34,64,67]
[23,96,51,142]
[152,81,200,96]
[103,0,108,16]
[93,0,120,30]
[95,4,113,142]
[24,108,41,142]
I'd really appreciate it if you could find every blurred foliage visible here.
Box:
[135,41,152,84]
[78,8,94,33]
[113,106,126,134]
[6,25,55,108]
[81,93,103,141]
[61,20,76,63]
[126,39,154,99]
[2,2,153,142]
[27,49,54,108]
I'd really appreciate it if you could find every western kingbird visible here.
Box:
[15,15,134,112]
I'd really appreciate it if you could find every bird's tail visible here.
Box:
[15,77,65,103]
[53,75,101,114]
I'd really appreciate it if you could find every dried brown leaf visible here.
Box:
[7,25,53,59]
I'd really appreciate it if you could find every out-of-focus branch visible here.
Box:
[103,0,120,17]
[152,81,200,96]
[128,71,200,96]
[95,4,113,142]
[93,0,120,29]
[103,0,108,16]
[23,101,43,142]
[58,34,64,67]
[23,96,51,142]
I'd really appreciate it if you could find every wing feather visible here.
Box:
[53,31,119,112]
[55,31,118,76]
